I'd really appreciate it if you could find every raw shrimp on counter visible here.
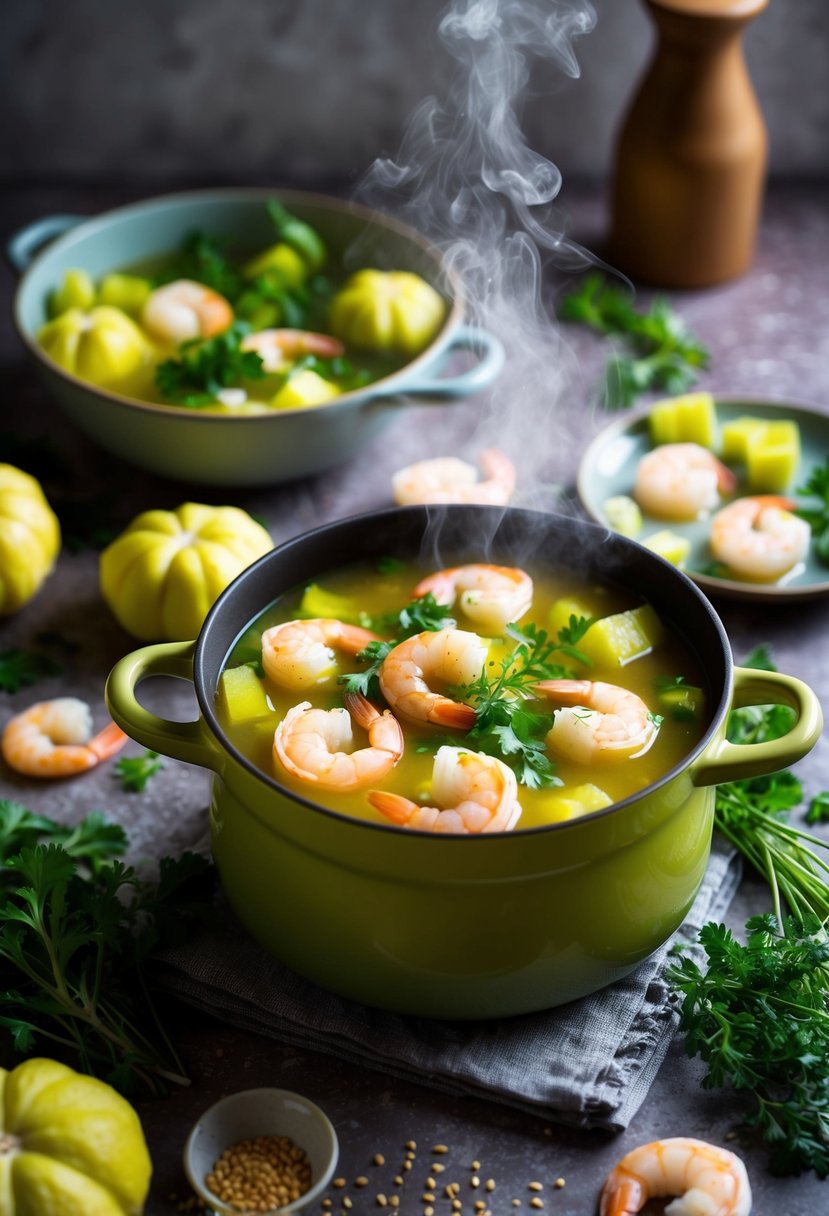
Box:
[599,1136,752,1216]
[141,279,234,345]
[379,627,487,729]
[392,448,516,507]
[538,679,659,764]
[273,690,404,791]
[414,563,533,634]
[368,745,522,834]
[633,442,736,521]
[241,328,345,372]
[1,697,127,778]
[262,618,381,692]
[709,494,811,582]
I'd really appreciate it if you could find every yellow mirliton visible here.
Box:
[0,464,61,615]
[0,1057,152,1216]
[100,503,273,641]
[328,270,447,356]
[37,306,150,386]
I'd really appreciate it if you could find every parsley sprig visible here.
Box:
[0,800,214,1096]
[339,593,457,700]
[115,750,165,793]
[155,321,266,407]
[560,273,709,408]
[795,456,829,565]
[669,644,829,1175]
[0,648,63,693]
[450,617,594,788]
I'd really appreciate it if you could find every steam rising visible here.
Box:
[355,0,599,512]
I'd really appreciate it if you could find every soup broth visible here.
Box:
[217,559,709,832]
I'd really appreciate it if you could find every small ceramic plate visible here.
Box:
[577,396,829,603]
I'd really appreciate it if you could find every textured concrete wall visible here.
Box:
[2,0,827,187]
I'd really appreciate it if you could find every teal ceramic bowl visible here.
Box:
[105,506,822,1018]
[9,189,504,487]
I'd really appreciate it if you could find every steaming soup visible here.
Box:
[217,559,708,832]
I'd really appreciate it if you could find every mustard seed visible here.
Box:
[394,1175,405,1186]
[406,1140,417,1151]
[485,1180,496,1193]
[374,1154,386,1166]
[432,1163,446,1174]
[355,1177,369,1188]
[333,1178,347,1189]
[204,1133,311,1213]
[377,1196,388,1207]
[433,1144,449,1154]
[528,1182,543,1192]
[424,1208,435,1216]
[389,1196,400,1209]
[343,1198,353,1210]
[425,1177,436,1190]
[530,1199,544,1209]
[554,1178,566,1189]
[471,1175,480,1188]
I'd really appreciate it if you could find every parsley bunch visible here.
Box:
[155,321,266,407]
[450,616,594,788]
[560,273,709,408]
[0,801,214,1096]
[796,456,829,565]
[669,644,829,1174]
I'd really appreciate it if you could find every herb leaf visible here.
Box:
[795,456,829,564]
[155,321,266,407]
[0,649,63,693]
[115,751,164,793]
[559,273,710,409]
[339,593,457,700]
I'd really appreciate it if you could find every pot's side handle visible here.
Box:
[105,640,224,773]
[370,326,505,402]
[5,215,84,275]
[691,666,823,787]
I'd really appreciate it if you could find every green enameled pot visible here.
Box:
[105,506,823,1018]
[9,189,504,487]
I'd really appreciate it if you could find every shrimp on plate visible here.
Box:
[633,443,737,521]
[599,1136,751,1216]
[141,279,234,345]
[710,494,810,582]
[368,745,521,834]
[241,328,345,372]
[392,448,516,507]
[273,690,403,791]
[262,618,381,692]
[537,679,659,764]
[379,627,487,729]
[414,563,533,633]
[1,698,128,779]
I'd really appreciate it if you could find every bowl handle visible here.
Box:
[5,214,84,275]
[371,325,505,401]
[691,666,823,787]
[105,640,224,773]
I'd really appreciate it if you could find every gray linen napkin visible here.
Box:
[151,842,740,1132]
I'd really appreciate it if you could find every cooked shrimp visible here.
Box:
[414,563,533,633]
[599,1136,751,1216]
[1,698,128,778]
[538,679,659,764]
[633,443,737,521]
[392,448,516,507]
[368,745,521,833]
[262,618,381,692]
[379,628,486,729]
[141,279,233,345]
[710,494,810,582]
[241,328,345,372]
[273,690,403,791]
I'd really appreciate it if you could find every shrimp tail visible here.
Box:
[367,790,418,825]
[430,699,477,729]
[600,1175,643,1216]
[535,679,591,705]
[87,722,129,762]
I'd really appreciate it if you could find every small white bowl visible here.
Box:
[183,1087,339,1214]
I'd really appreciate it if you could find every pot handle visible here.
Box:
[5,214,84,275]
[691,666,823,787]
[371,325,505,401]
[105,640,224,773]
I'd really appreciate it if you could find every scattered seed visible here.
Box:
[343,1199,353,1210]
[471,1175,480,1188]
[452,1202,462,1211]
[323,1201,333,1209]
[424,1208,435,1216]
[433,1145,449,1155]
[432,1163,446,1174]
[474,1202,486,1212]
[374,1154,386,1166]
[377,1197,388,1208]
[406,1140,417,1151]
[333,1179,347,1189]
[485,1180,496,1193]
[389,1196,400,1209]
[355,1177,369,1188]
[512,1201,522,1208]
[394,1175,405,1186]
[471,1160,481,1171]
[425,1178,436,1190]
[554,1178,566,1189]
[528,1182,543,1192]
[530,1199,544,1210]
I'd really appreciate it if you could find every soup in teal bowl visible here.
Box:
[9,190,504,487]
[105,506,822,1018]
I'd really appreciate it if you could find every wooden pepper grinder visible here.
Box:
[608,0,769,288]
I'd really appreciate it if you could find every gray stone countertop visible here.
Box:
[1,180,828,1213]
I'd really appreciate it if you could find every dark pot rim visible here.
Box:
[12,186,466,421]
[190,504,733,841]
